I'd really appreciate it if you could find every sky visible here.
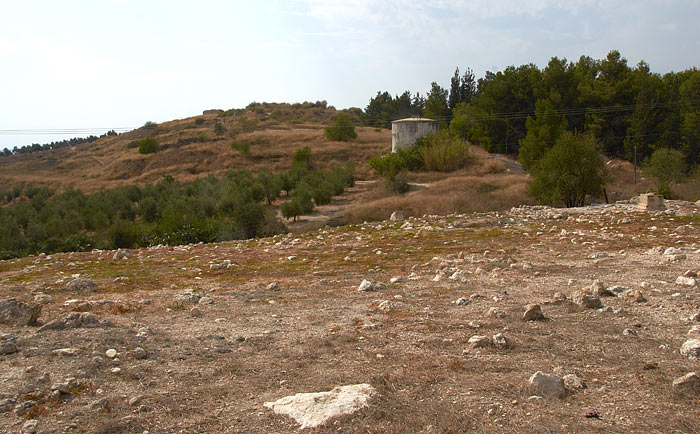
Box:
[1,0,699,149]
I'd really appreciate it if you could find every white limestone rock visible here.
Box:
[264,384,375,429]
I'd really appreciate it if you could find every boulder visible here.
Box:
[528,372,565,398]
[0,333,18,354]
[563,373,586,390]
[264,384,375,429]
[37,312,107,332]
[113,249,132,260]
[468,335,491,349]
[173,291,201,306]
[673,372,700,396]
[486,307,507,319]
[0,298,41,326]
[590,280,614,297]
[389,212,405,222]
[66,278,98,292]
[523,304,545,321]
[622,289,647,303]
[492,333,508,349]
[676,276,698,287]
[572,291,603,309]
[357,280,374,292]
[681,339,700,360]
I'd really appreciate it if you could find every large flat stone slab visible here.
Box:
[264,384,375,429]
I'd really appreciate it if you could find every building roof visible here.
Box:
[391,117,438,123]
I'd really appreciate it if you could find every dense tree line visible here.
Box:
[0,149,354,259]
[1,130,118,157]
[365,50,700,167]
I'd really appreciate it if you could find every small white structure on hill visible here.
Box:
[391,118,439,153]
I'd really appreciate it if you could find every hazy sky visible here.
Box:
[2,0,699,149]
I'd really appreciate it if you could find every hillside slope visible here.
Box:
[0,104,385,193]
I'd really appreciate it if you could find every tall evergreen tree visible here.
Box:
[448,67,462,111]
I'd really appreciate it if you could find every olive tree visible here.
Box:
[528,132,608,207]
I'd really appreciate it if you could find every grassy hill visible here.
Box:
[0,103,383,193]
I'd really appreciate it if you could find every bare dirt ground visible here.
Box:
[2,198,700,433]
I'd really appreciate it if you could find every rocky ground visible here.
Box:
[1,198,700,433]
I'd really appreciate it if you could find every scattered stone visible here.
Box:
[198,296,214,305]
[66,277,99,292]
[266,282,279,290]
[0,398,16,413]
[52,348,77,357]
[523,304,545,321]
[681,339,700,360]
[377,300,395,312]
[21,419,39,434]
[672,372,700,396]
[390,211,405,222]
[357,280,374,292]
[468,335,491,349]
[590,281,614,297]
[132,347,147,359]
[113,249,132,260]
[664,247,683,256]
[572,291,603,309]
[128,395,144,406]
[487,307,507,319]
[563,374,586,390]
[319,279,329,285]
[51,378,78,394]
[623,328,638,336]
[676,276,698,287]
[263,384,376,429]
[622,289,647,303]
[0,333,18,354]
[90,398,109,410]
[105,348,117,358]
[550,292,568,304]
[189,307,203,318]
[492,333,508,349]
[454,297,470,306]
[37,312,107,332]
[606,285,628,295]
[15,400,36,416]
[528,372,566,398]
[174,290,201,306]
[0,298,42,326]
[33,293,53,305]
[389,277,402,284]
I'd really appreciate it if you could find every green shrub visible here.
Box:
[324,114,357,142]
[643,148,686,198]
[138,137,159,154]
[528,132,608,207]
[194,117,205,125]
[369,146,423,194]
[418,132,471,172]
[231,141,250,156]
[127,140,139,149]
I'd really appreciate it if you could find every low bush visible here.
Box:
[137,137,159,154]
[418,132,471,172]
[324,114,357,142]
